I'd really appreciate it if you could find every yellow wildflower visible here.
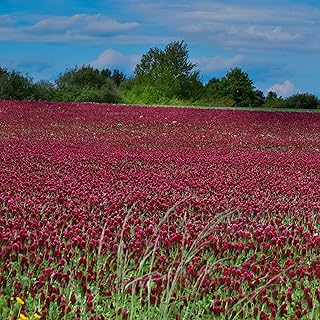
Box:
[18,314,29,320]
[33,313,41,319]
[16,296,25,305]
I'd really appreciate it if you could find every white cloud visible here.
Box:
[0,14,140,43]
[90,49,141,72]
[192,55,243,72]
[268,80,296,97]
[244,26,300,42]
[1,3,320,53]
[130,1,320,52]
[172,2,320,25]
[28,14,139,35]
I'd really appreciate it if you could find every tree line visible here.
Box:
[1,41,319,109]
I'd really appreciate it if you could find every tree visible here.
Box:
[284,93,319,109]
[73,80,121,103]
[55,65,121,103]
[204,77,221,99]
[132,40,202,103]
[111,69,126,86]
[0,67,9,79]
[197,77,233,107]
[263,90,285,108]
[101,68,112,78]
[56,65,104,90]
[0,67,34,100]
[32,80,56,101]
[254,90,266,107]
[219,68,257,108]
[266,91,278,101]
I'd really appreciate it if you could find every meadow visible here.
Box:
[0,101,320,319]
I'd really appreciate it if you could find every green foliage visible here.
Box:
[205,77,221,99]
[101,68,112,78]
[0,45,319,109]
[122,80,172,105]
[32,80,56,101]
[56,65,104,90]
[121,76,203,106]
[254,90,266,107]
[264,91,281,108]
[203,69,260,108]
[264,91,286,108]
[131,41,203,104]
[219,68,258,108]
[55,65,121,103]
[264,92,319,109]
[74,83,121,103]
[195,97,235,108]
[98,68,126,86]
[111,69,126,86]
[0,66,9,79]
[264,99,286,108]
[0,67,34,100]
[284,93,319,109]
[266,91,278,101]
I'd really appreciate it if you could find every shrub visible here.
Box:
[121,79,171,105]
[32,81,56,101]
[74,84,121,104]
[0,68,34,100]
[195,97,235,108]
[284,93,319,109]
[264,98,287,109]
[55,66,122,103]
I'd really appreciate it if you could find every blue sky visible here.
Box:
[0,0,319,97]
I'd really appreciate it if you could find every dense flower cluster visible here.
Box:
[1,101,320,319]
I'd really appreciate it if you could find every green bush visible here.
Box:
[0,68,34,100]
[195,97,235,108]
[74,85,121,103]
[284,93,319,109]
[122,82,170,105]
[264,98,287,109]
[263,93,320,109]
[55,66,122,103]
[32,81,56,101]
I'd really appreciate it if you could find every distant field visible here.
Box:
[1,101,320,319]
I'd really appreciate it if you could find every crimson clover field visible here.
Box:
[0,101,320,319]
